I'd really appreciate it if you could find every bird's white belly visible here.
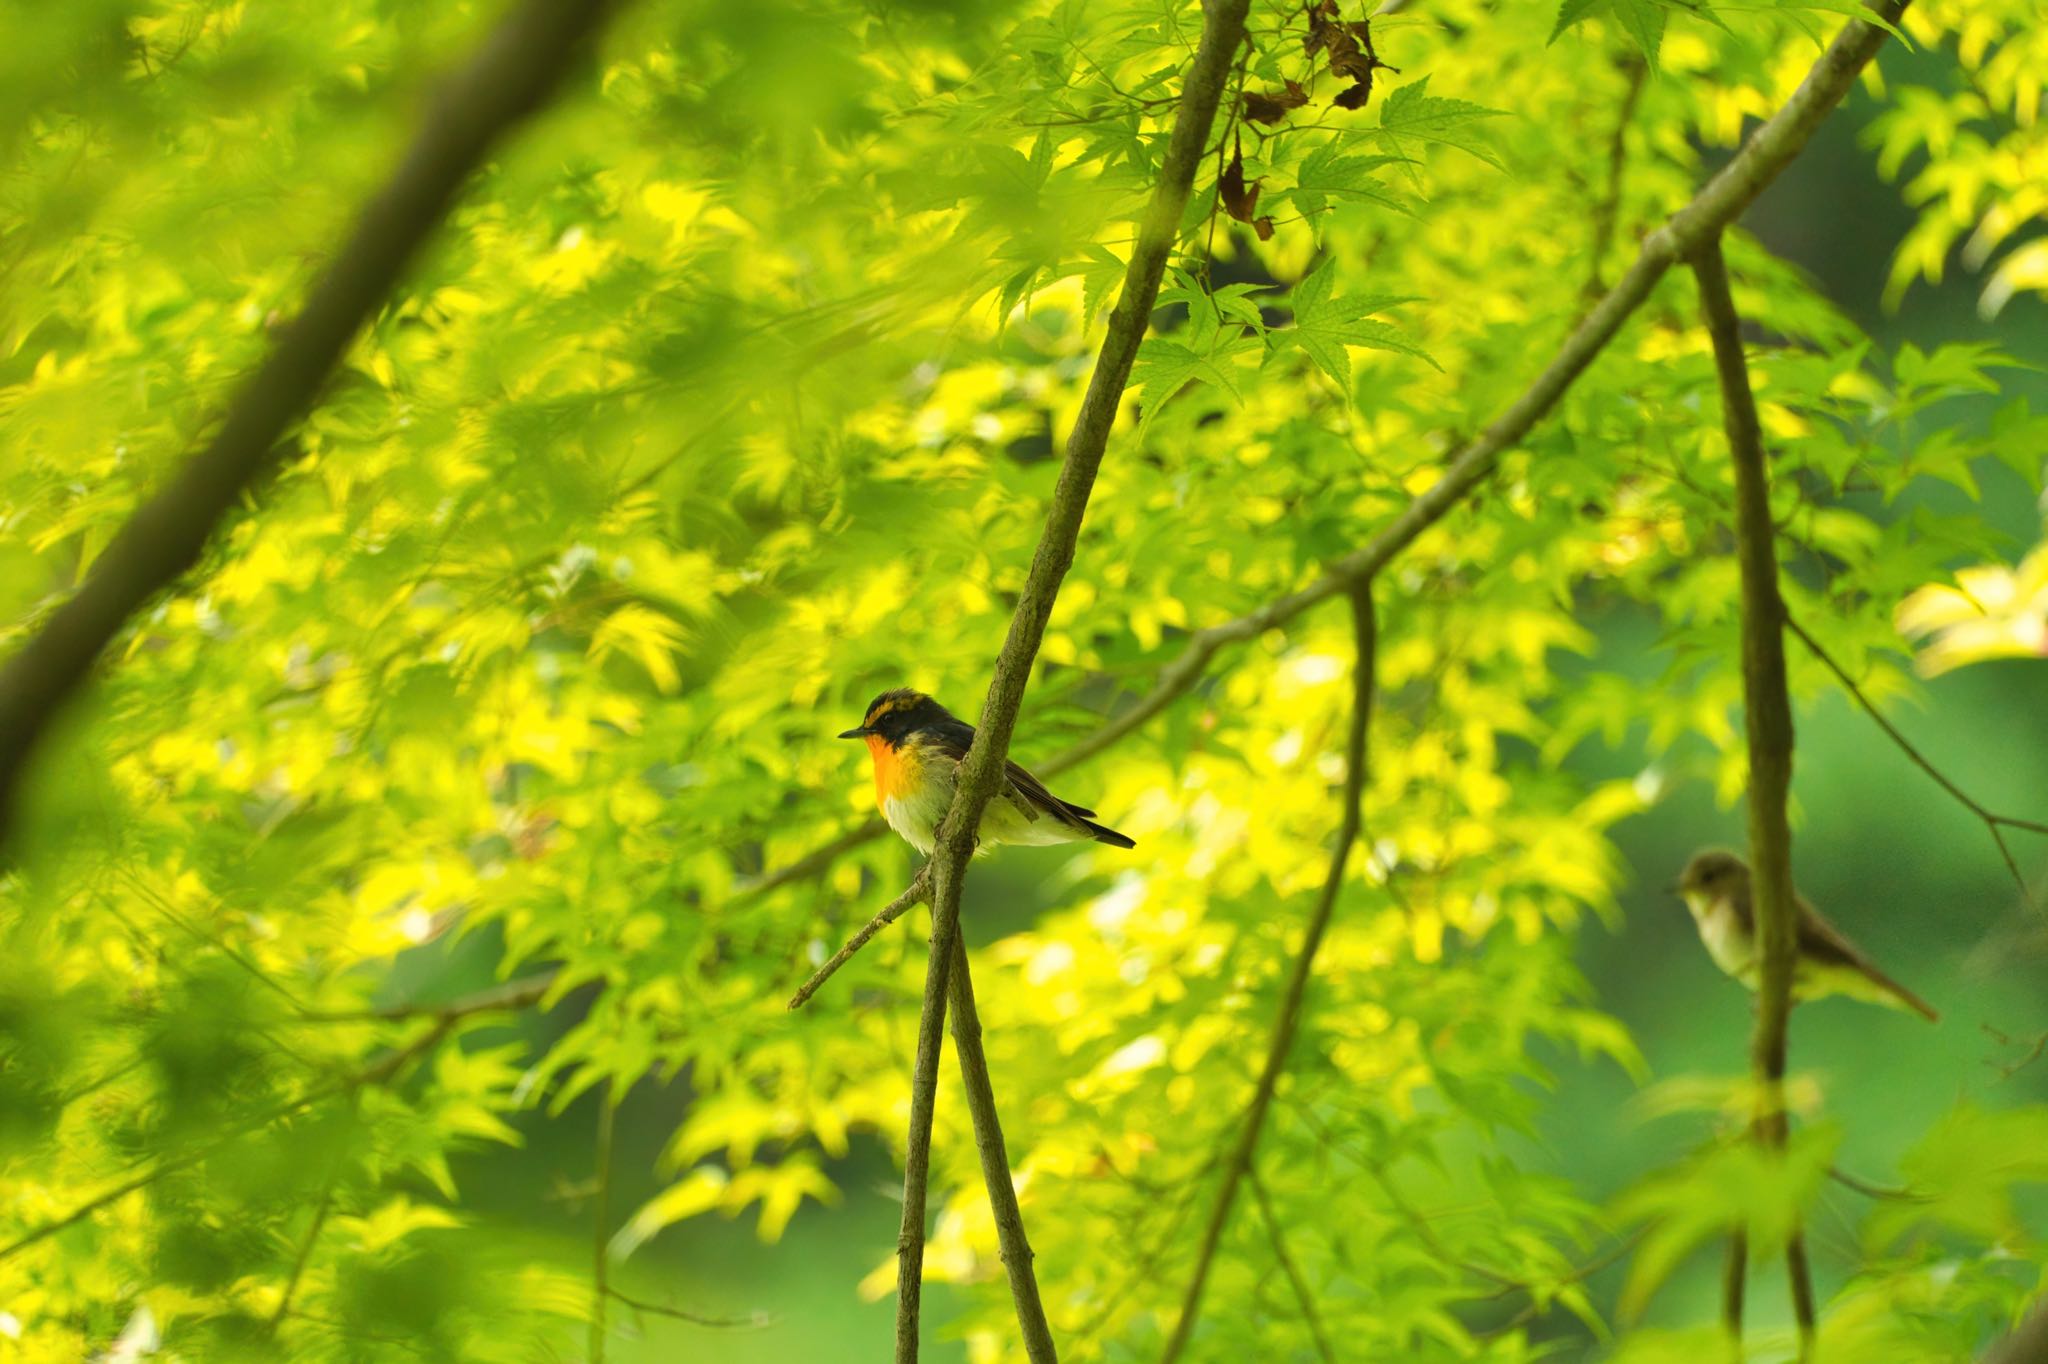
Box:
[881,782,1070,854]
[881,786,952,855]
[1687,896,1756,983]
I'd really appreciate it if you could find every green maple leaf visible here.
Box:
[1286,143,1413,221]
[1550,0,1609,41]
[1132,303,1260,434]
[1373,76,1506,188]
[1609,0,1668,69]
[1281,260,1436,395]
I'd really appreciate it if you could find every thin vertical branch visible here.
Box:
[266,1190,333,1336]
[1581,57,1648,305]
[1692,237,1814,1357]
[1158,585,1376,1364]
[1721,1228,1747,1347]
[1247,1171,1337,1364]
[948,939,1058,1361]
[0,0,627,849]
[591,1087,617,1364]
[891,0,1252,1356]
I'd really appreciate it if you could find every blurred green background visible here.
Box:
[383,67,2048,1363]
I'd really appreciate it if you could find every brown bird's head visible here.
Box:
[1674,847,1749,901]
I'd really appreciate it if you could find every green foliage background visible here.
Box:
[1,0,2046,1360]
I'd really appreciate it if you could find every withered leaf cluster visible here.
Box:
[1219,131,1275,240]
[1306,1,1397,112]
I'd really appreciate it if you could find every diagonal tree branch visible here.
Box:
[1692,235,1814,1357]
[1158,585,1376,1364]
[744,0,1911,907]
[0,0,625,850]
[892,1,1253,1357]
[291,970,562,1024]
[947,937,1058,1359]
[0,1011,464,1265]
[1784,612,2048,909]
[788,868,931,1009]
[1247,1170,1337,1364]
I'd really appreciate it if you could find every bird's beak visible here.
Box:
[1663,879,1682,895]
[837,726,870,740]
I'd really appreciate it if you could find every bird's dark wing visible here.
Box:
[1799,896,1941,1022]
[918,717,1091,828]
[1794,895,1867,969]
[1003,758,1094,825]
[922,715,978,762]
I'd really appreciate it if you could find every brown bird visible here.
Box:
[1672,848,1938,1022]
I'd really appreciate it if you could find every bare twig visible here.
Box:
[1693,234,1813,1358]
[1581,57,1648,304]
[1785,612,2048,910]
[292,971,560,1024]
[740,0,1911,908]
[1483,1229,1649,1337]
[0,0,626,849]
[1827,1166,1928,1202]
[266,1191,332,1335]
[733,819,889,903]
[1158,585,1376,1364]
[606,1288,771,1330]
[591,1088,617,1364]
[788,868,931,1009]
[1247,1171,1337,1364]
[947,938,1058,1359]
[1984,1023,2048,1082]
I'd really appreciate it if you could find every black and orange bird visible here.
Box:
[838,689,1135,855]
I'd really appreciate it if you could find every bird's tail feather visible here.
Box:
[1079,817,1135,849]
[1872,970,1940,1023]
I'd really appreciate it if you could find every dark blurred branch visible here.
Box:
[606,1289,771,1330]
[948,938,1058,1357]
[0,1015,459,1265]
[1828,1166,1929,1202]
[890,0,1252,1358]
[787,868,931,1009]
[1158,585,1375,1364]
[0,0,624,851]
[266,1191,332,1336]
[1581,56,1647,304]
[1247,1171,1337,1364]
[1985,1295,2048,1364]
[293,970,560,1023]
[1785,612,2048,910]
[1692,235,1813,1358]
[591,1088,617,1364]
[739,0,1910,908]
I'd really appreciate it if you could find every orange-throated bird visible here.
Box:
[838,689,1135,855]
[1673,848,1938,1022]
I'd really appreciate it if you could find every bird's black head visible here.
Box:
[837,689,954,746]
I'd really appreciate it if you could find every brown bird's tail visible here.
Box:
[1863,963,1940,1023]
